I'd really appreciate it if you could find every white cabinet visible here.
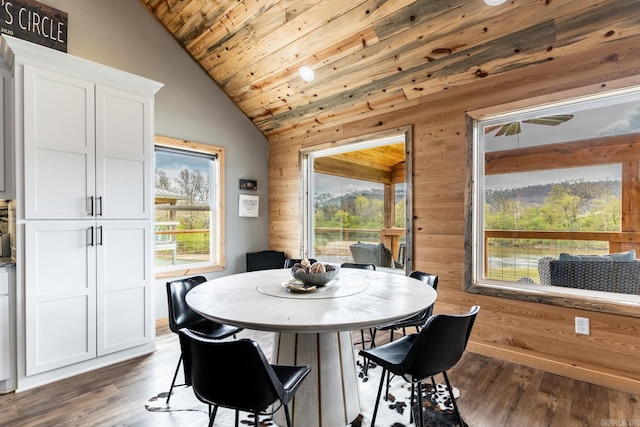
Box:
[0,36,162,387]
[0,68,14,200]
[0,265,15,394]
[0,271,9,381]
[24,221,152,375]
[23,66,152,220]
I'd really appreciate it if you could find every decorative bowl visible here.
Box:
[291,266,340,287]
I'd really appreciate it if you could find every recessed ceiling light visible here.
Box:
[299,66,315,82]
[484,0,507,5]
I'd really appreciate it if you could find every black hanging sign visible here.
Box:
[0,0,68,52]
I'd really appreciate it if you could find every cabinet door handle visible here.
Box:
[97,196,103,217]
[88,226,95,247]
[97,226,103,246]
[89,196,95,217]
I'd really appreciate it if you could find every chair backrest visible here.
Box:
[284,258,318,269]
[349,242,394,268]
[341,262,376,270]
[404,305,480,380]
[409,270,439,319]
[166,276,208,334]
[409,270,438,288]
[246,250,286,271]
[178,328,283,412]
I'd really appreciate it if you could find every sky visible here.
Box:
[484,164,621,190]
[314,174,382,196]
[155,151,212,182]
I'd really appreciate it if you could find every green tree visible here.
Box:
[582,195,621,231]
[334,209,352,227]
[485,195,524,230]
[540,183,584,230]
[395,198,406,228]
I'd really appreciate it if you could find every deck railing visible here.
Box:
[155,227,210,265]
[314,227,405,264]
[484,230,640,282]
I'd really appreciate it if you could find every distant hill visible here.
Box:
[485,180,620,207]
[315,187,406,207]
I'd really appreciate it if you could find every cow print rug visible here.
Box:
[145,356,468,427]
[352,357,468,427]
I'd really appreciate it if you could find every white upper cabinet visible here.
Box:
[23,66,96,219]
[96,87,152,219]
[23,66,153,220]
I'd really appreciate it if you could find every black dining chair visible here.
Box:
[341,262,376,350]
[178,328,311,427]
[370,271,439,346]
[165,276,243,405]
[365,271,438,385]
[246,250,286,271]
[284,258,317,269]
[359,305,480,427]
[341,262,376,270]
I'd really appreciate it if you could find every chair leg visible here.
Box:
[370,328,377,348]
[253,411,258,427]
[416,380,425,427]
[442,371,464,427]
[235,410,240,427]
[371,367,387,427]
[166,354,182,405]
[208,405,218,427]
[409,382,415,424]
[384,370,391,401]
[284,405,292,427]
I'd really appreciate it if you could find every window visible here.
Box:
[301,129,411,271]
[154,136,224,278]
[467,85,640,304]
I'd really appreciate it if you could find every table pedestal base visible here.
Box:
[272,331,360,427]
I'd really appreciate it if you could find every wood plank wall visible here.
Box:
[268,32,640,393]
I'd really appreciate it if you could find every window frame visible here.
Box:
[300,127,412,273]
[154,135,225,279]
[464,84,640,316]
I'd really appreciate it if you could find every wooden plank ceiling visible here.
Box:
[140,0,640,141]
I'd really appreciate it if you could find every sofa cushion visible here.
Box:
[558,249,636,262]
[548,260,640,294]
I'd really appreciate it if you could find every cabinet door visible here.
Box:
[0,72,6,197]
[0,270,9,380]
[24,222,97,375]
[96,221,153,356]
[23,66,95,219]
[95,87,152,220]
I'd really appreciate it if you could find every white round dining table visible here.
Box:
[186,267,437,427]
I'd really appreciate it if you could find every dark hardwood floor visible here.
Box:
[0,325,638,426]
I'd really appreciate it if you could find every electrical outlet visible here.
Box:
[575,317,590,335]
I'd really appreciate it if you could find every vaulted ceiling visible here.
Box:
[140,0,640,140]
